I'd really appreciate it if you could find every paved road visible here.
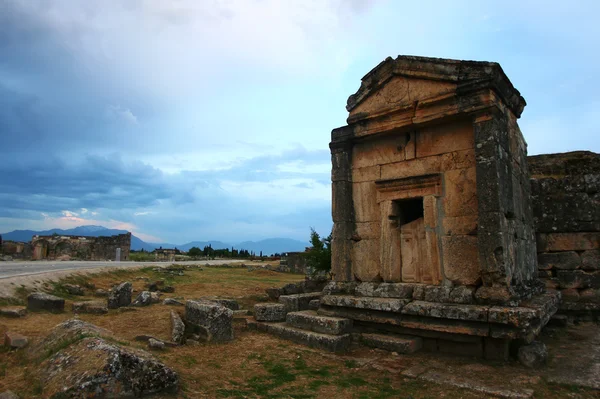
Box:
[0,260,239,279]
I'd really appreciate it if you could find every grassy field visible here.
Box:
[0,265,597,398]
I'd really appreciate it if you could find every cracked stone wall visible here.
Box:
[529,151,600,318]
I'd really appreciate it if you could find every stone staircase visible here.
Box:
[249,292,423,354]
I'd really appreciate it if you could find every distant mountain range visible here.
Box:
[0,225,308,255]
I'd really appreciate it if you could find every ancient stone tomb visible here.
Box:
[324,55,559,357]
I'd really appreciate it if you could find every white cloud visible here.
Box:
[106,105,138,125]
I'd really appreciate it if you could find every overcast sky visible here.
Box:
[0,0,598,243]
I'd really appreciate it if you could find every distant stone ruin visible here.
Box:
[28,232,131,261]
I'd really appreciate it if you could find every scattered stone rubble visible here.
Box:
[72,301,108,314]
[63,284,85,296]
[33,319,178,397]
[132,291,160,307]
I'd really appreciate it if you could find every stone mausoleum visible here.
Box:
[322,55,560,358]
[250,55,598,361]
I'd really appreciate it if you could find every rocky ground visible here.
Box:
[0,264,598,398]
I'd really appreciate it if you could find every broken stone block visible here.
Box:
[72,301,108,315]
[199,297,240,310]
[424,286,452,303]
[518,341,548,368]
[40,336,177,397]
[185,300,233,342]
[63,284,85,296]
[254,303,287,322]
[107,282,132,309]
[4,331,28,349]
[132,291,155,307]
[170,310,185,344]
[27,292,65,313]
[163,298,184,306]
[94,289,109,297]
[148,338,165,350]
[0,307,27,318]
[538,252,581,270]
[279,292,322,312]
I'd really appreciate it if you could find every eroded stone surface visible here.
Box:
[27,292,64,313]
[170,310,185,344]
[72,301,108,314]
[254,303,286,322]
[517,341,548,368]
[107,282,132,309]
[185,300,233,342]
[286,310,352,335]
[0,307,27,318]
[4,332,28,349]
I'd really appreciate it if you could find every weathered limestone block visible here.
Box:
[402,301,488,322]
[537,232,600,252]
[132,291,159,307]
[4,331,28,349]
[556,270,600,289]
[282,283,303,295]
[170,310,185,344]
[95,289,109,297]
[322,281,358,296]
[582,250,600,270]
[353,182,380,222]
[443,215,478,236]
[538,252,581,270]
[286,310,353,335]
[0,307,27,318]
[351,238,381,281]
[442,235,481,285]
[308,299,320,310]
[163,298,184,306]
[39,335,178,396]
[185,300,233,342]
[27,292,65,313]
[107,282,132,309]
[355,282,414,298]
[72,301,108,315]
[63,284,85,296]
[254,303,287,322]
[448,286,476,304]
[148,338,165,350]
[424,286,452,303]
[321,295,409,312]
[443,167,478,217]
[199,297,240,310]
[518,341,548,368]
[416,120,474,158]
[279,293,322,312]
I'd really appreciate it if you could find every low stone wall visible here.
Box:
[529,151,600,320]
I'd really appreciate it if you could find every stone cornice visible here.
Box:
[346,55,526,119]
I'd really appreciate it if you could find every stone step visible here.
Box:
[247,320,352,353]
[286,310,352,335]
[279,292,322,312]
[361,333,422,354]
